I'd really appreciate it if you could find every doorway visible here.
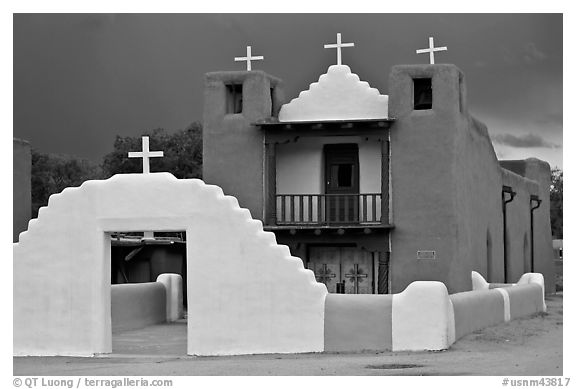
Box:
[308,246,374,294]
[324,144,359,224]
[109,230,187,356]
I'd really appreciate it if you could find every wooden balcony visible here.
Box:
[274,193,385,226]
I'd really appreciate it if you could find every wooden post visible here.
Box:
[265,141,277,225]
[381,135,390,224]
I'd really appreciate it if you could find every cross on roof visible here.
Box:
[128,136,164,174]
[324,32,355,65]
[234,45,264,71]
[416,36,448,65]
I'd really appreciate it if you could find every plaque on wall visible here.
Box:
[417,250,436,260]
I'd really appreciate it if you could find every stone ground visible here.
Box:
[13,294,563,376]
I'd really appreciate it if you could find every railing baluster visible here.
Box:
[274,193,382,225]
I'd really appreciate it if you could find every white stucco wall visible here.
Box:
[13,173,327,356]
[278,65,389,122]
[276,136,381,222]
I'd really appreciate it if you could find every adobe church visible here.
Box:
[202,36,555,295]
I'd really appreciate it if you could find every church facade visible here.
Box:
[202,61,555,295]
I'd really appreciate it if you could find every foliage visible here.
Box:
[550,167,562,239]
[30,122,203,218]
[31,151,103,218]
[101,123,202,179]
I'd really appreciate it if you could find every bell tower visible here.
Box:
[203,70,284,220]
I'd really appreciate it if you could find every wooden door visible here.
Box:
[324,144,359,224]
[309,246,373,294]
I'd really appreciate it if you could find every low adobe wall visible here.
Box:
[450,289,505,340]
[324,281,455,352]
[507,283,545,320]
[111,282,166,333]
[324,294,393,352]
[111,274,184,333]
[324,273,546,353]
[451,272,546,341]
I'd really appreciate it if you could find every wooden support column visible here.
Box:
[381,134,390,224]
[265,141,277,225]
[378,251,390,294]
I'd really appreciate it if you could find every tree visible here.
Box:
[101,123,202,179]
[31,151,102,218]
[550,167,562,239]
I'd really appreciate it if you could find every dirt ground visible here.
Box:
[13,294,563,376]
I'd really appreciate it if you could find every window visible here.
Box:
[333,164,353,188]
[225,84,243,114]
[413,78,432,110]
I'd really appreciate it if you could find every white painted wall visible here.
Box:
[13,173,327,356]
[279,65,389,122]
[276,136,382,222]
[391,281,455,351]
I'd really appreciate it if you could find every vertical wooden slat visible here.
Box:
[372,194,377,222]
[299,195,304,223]
[281,195,286,223]
[363,194,367,222]
[290,196,295,223]
[317,195,322,224]
[308,195,313,223]
[335,195,340,223]
[344,195,349,222]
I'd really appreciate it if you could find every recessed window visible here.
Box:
[414,78,432,110]
[225,84,243,114]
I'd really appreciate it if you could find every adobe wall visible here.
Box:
[499,169,538,281]
[451,114,505,288]
[111,282,166,333]
[203,71,284,221]
[388,64,553,294]
[500,160,555,293]
[388,65,467,293]
[13,138,31,243]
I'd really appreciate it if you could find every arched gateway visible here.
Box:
[14,173,327,356]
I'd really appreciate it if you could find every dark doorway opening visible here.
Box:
[324,144,360,224]
[109,230,187,356]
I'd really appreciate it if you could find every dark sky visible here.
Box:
[13,13,563,168]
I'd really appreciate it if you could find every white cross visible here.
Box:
[234,46,264,71]
[128,136,164,174]
[416,36,448,65]
[324,33,355,66]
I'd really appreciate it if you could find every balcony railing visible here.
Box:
[275,193,383,225]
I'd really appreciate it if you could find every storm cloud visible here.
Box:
[491,133,560,149]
